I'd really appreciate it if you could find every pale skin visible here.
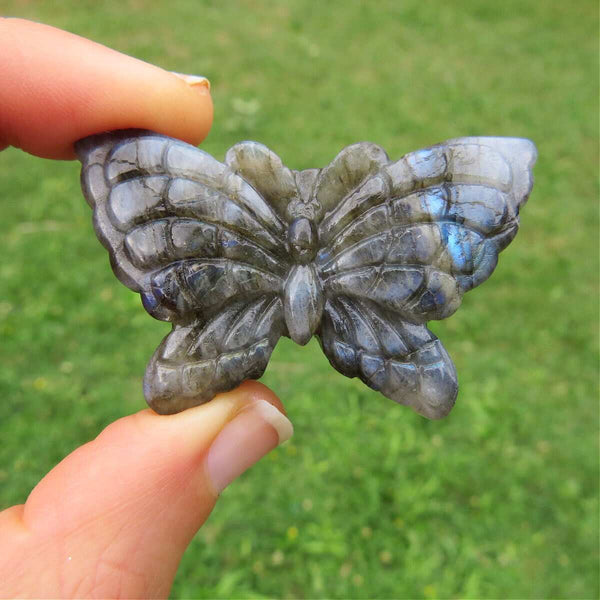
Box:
[0,18,294,599]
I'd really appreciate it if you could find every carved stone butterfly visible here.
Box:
[76,131,536,418]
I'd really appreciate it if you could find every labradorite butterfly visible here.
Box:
[76,131,536,417]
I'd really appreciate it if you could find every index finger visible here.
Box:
[0,18,213,160]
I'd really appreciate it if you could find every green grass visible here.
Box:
[0,1,598,598]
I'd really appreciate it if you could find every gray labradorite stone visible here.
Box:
[75,131,536,418]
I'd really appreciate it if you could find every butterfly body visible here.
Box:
[76,132,536,418]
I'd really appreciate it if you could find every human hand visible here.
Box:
[0,17,213,159]
[0,19,293,598]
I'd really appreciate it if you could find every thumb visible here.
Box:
[0,381,292,599]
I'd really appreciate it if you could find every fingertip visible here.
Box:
[15,382,290,595]
[233,380,288,417]
[171,72,211,91]
[134,69,214,150]
[96,381,287,456]
[0,19,214,159]
[22,382,288,531]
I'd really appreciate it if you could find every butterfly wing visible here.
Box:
[76,130,288,413]
[316,137,537,418]
[321,297,458,419]
[145,296,285,414]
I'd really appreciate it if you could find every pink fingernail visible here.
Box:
[171,72,211,92]
[206,400,293,494]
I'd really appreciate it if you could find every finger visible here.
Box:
[0,382,292,598]
[0,18,213,160]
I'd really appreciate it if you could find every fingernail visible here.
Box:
[206,400,293,494]
[172,72,211,92]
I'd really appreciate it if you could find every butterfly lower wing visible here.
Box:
[320,297,457,419]
[145,296,285,413]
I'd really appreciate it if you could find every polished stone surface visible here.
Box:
[76,131,536,417]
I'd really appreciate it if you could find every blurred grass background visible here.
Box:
[0,1,598,598]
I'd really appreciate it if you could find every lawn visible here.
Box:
[0,1,598,598]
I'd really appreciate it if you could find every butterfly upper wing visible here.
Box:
[76,131,289,412]
[77,130,289,320]
[316,137,537,418]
